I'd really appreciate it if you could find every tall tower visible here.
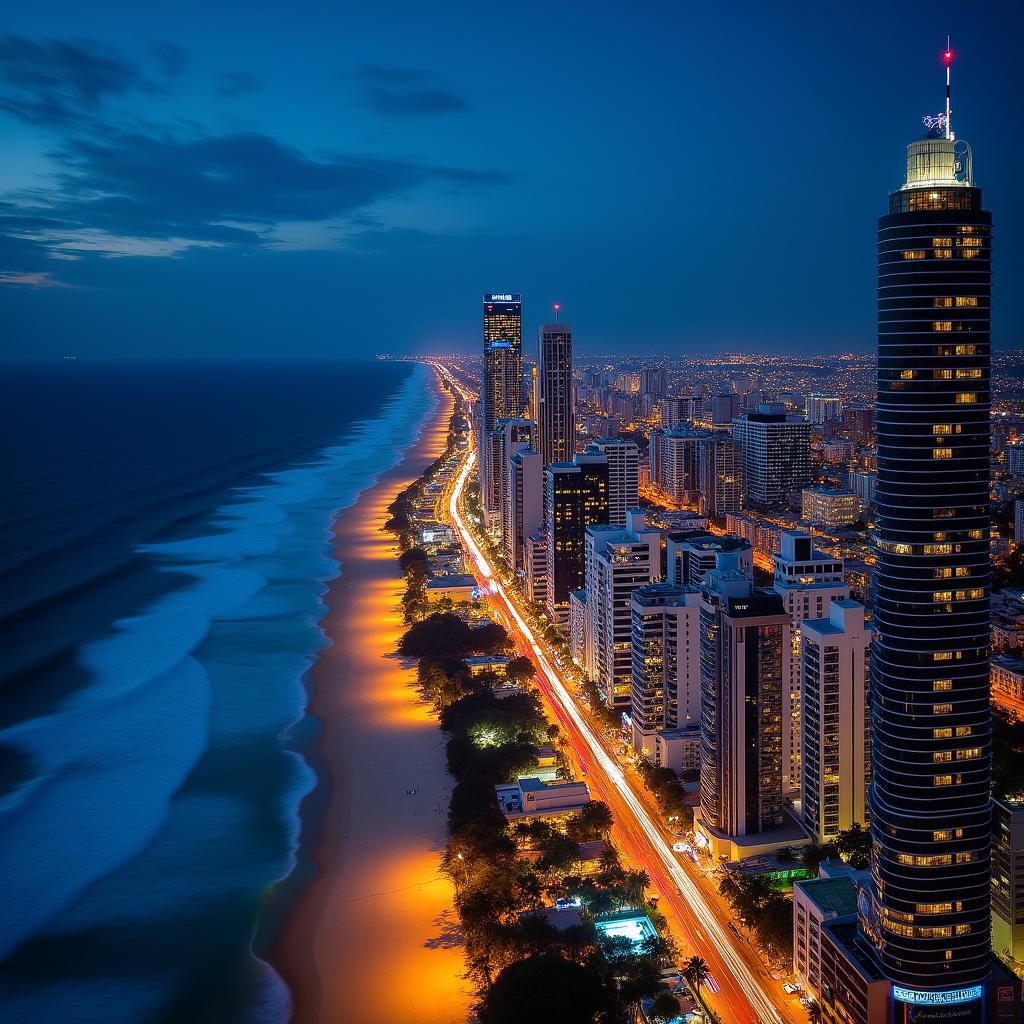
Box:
[538,317,574,466]
[481,293,523,525]
[865,46,992,1015]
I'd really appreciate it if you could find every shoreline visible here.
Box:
[272,367,471,1024]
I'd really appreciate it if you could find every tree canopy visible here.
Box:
[478,953,609,1024]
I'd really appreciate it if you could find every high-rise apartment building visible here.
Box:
[801,600,870,845]
[629,582,702,758]
[861,58,994,1021]
[493,416,534,530]
[481,293,523,524]
[584,511,661,707]
[695,566,791,860]
[698,431,744,517]
[655,426,709,504]
[587,438,639,526]
[544,455,609,622]
[733,404,812,509]
[808,395,844,424]
[992,797,1024,967]
[773,531,850,796]
[639,365,668,398]
[666,530,752,588]
[504,447,543,572]
[538,322,574,466]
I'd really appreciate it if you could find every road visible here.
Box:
[434,365,803,1024]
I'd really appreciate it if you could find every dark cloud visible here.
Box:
[0,129,508,262]
[0,35,164,125]
[216,71,262,97]
[151,42,188,79]
[357,64,467,117]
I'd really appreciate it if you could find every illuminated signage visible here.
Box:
[484,293,521,303]
[892,986,984,1007]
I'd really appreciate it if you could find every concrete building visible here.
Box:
[773,531,850,796]
[666,530,753,588]
[1016,499,1024,546]
[733,404,812,509]
[802,486,861,528]
[655,426,709,504]
[698,431,744,517]
[655,724,702,774]
[849,470,877,509]
[801,601,871,845]
[504,446,543,571]
[492,417,534,538]
[495,777,590,820]
[587,438,639,527]
[544,454,609,622]
[794,871,863,1004]
[628,582,702,759]
[585,511,660,707]
[992,796,1024,967]
[568,589,589,672]
[696,568,802,860]
[1007,444,1024,478]
[524,531,548,606]
[807,395,844,424]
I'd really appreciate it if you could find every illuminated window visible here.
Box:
[933,727,953,738]
[956,851,977,864]
[934,508,955,518]
[956,369,982,379]
[933,703,954,714]
[933,424,953,434]
[957,747,982,760]
[900,369,915,379]
[934,775,953,785]
[955,726,973,738]
[918,901,952,913]
[933,237,953,246]
[903,250,925,260]
[934,297,953,308]
[933,752,953,763]
[955,345,977,355]
[896,853,952,866]
[955,924,972,935]
[933,679,953,691]
[924,543,953,555]
[962,249,979,259]
[955,296,978,307]
[934,591,953,602]
[956,566,970,577]
[934,568,953,578]
[968,529,985,540]
[934,248,953,259]
[955,393,977,404]
[933,321,953,332]
[933,448,953,459]
[958,237,983,248]
[934,369,953,379]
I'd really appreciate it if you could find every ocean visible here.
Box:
[0,359,435,1023]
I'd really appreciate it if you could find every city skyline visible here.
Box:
[2,3,1023,360]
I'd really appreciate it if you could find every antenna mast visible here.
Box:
[944,38,954,140]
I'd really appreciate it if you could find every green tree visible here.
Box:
[836,822,872,870]
[567,800,614,842]
[505,655,536,684]
[649,990,681,1023]
[478,954,609,1024]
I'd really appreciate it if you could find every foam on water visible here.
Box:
[0,363,436,1023]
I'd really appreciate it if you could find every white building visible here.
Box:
[801,486,861,528]
[793,870,863,1004]
[773,531,850,796]
[800,600,870,845]
[655,725,702,774]
[1007,443,1024,478]
[849,470,877,509]
[655,426,709,504]
[588,438,640,527]
[666,531,752,588]
[806,395,843,424]
[524,532,548,606]
[629,582,702,760]
[504,447,543,571]
[585,511,661,708]
[568,589,590,673]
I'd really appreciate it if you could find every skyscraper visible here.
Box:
[698,431,743,517]
[695,565,791,861]
[481,293,523,525]
[587,438,639,526]
[801,599,870,846]
[504,447,543,572]
[544,455,609,622]
[865,53,993,1017]
[584,511,661,707]
[537,321,574,467]
[733,404,812,509]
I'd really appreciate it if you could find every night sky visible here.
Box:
[1,1,1020,359]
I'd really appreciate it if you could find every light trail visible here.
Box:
[445,442,787,1024]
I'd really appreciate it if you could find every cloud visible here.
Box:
[216,71,262,97]
[0,34,166,125]
[357,64,467,117]
[1,129,509,260]
[0,270,77,288]
[151,42,187,79]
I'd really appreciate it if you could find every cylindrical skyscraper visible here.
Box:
[866,54,992,1018]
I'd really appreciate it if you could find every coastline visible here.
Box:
[273,367,471,1024]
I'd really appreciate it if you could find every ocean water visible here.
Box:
[0,360,435,1023]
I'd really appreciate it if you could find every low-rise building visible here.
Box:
[793,873,862,1004]
[654,724,701,774]
[495,778,590,820]
[465,654,509,677]
[425,574,477,603]
[801,487,861,529]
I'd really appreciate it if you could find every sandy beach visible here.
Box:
[274,369,471,1024]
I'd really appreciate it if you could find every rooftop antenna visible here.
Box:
[943,38,954,140]
[553,302,560,324]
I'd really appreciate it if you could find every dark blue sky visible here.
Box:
[1,1,1020,358]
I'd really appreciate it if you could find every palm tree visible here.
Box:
[807,1000,823,1023]
[682,955,712,998]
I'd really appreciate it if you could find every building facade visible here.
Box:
[734,405,812,509]
[801,600,871,845]
[537,322,575,467]
[504,446,543,572]
[698,431,744,517]
[588,438,639,527]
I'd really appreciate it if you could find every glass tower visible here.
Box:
[866,104,992,1012]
